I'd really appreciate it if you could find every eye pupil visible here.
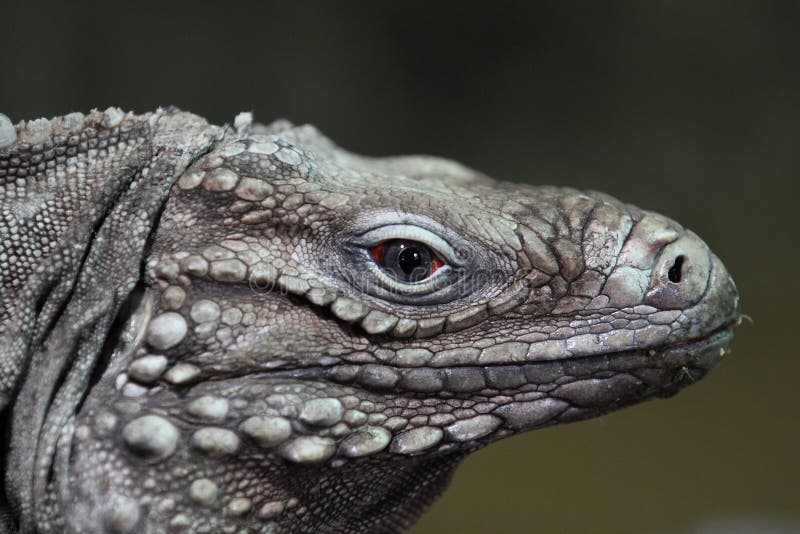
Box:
[398,246,423,275]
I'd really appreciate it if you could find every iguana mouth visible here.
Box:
[258,323,736,398]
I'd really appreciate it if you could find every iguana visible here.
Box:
[0,108,739,533]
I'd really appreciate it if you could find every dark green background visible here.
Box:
[2,2,797,532]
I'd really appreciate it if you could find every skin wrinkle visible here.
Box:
[0,109,739,533]
[610,208,643,264]
[584,203,634,276]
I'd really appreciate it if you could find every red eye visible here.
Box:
[369,240,444,282]
[369,243,385,263]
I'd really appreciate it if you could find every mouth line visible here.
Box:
[656,319,736,354]
[360,319,736,373]
[182,321,735,397]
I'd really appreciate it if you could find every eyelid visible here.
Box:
[353,224,463,267]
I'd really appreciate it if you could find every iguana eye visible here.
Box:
[369,240,445,283]
[349,223,463,300]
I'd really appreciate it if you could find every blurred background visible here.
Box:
[2,1,797,532]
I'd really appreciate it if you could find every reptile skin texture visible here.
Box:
[0,108,739,533]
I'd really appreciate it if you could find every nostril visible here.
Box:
[646,235,710,309]
[668,255,685,283]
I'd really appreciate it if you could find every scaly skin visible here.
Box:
[0,109,739,533]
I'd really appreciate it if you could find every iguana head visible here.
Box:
[1,111,739,533]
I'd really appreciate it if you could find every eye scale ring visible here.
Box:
[348,222,470,301]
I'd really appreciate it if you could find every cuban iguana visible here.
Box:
[0,108,739,533]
